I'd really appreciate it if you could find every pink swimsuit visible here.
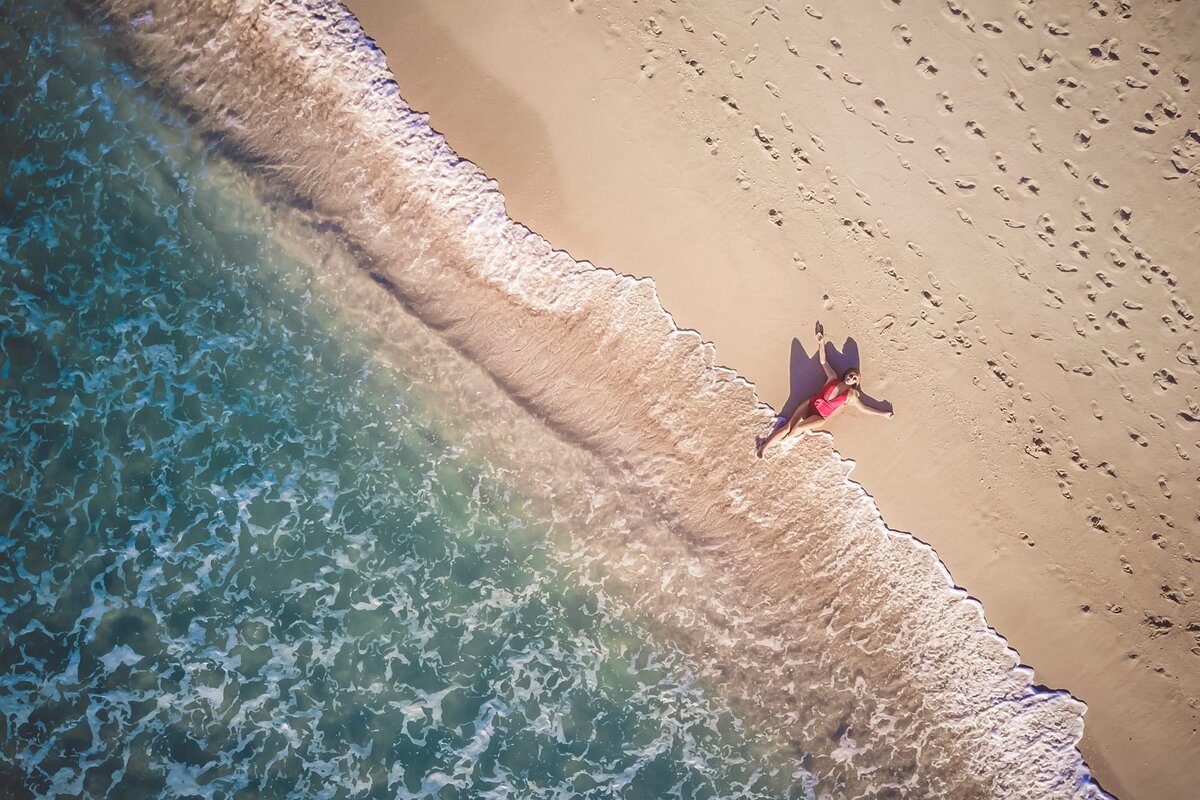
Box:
[812,378,850,418]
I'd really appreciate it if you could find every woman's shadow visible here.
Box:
[774,334,890,428]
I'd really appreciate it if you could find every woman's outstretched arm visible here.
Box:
[851,394,894,418]
[816,331,836,380]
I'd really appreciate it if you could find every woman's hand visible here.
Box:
[816,331,825,346]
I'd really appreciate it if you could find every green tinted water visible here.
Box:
[0,4,807,798]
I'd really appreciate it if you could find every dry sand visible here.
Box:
[345,1,1200,796]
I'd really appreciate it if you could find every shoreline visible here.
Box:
[344,2,1200,797]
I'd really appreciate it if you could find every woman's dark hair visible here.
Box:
[841,367,861,381]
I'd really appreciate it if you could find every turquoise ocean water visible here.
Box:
[0,4,807,798]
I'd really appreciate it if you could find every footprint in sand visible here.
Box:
[1101,348,1130,367]
[1018,176,1041,195]
[874,97,890,114]
[680,50,705,76]
[965,120,987,139]
[750,5,781,26]
[785,37,799,56]
[713,31,728,46]
[908,242,925,257]
[974,54,990,78]
[753,126,779,159]
[1152,368,1178,391]
[1063,159,1080,178]
[765,81,780,97]
[843,72,863,85]
[916,55,939,77]
[745,44,759,65]
[680,17,694,33]
[945,1,975,30]
[956,207,974,224]
[1028,126,1044,151]
[1158,474,1173,498]
[954,178,977,192]
[893,24,913,48]
[731,61,744,79]
[815,63,833,80]
[983,21,1004,35]
[805,5,824,20]
[781,113,794,131]
[830,38,844,57]
[1074,130,1092,149]
[1008,89,1026,111]
[647,17,663,37]
[1046,22,1070,37]
[1089,172,1111,190]
[994,185,1011,200]
[938,92,955,113]
[768,208,784,227]
[1088,38,1121,66]
[993,152,1007,172]
[1057,470,1073,499]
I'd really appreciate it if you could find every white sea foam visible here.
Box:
[94,1,1113,795]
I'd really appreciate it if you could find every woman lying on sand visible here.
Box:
[756,327,893,458]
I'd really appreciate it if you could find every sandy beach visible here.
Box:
[345,2,1200,797]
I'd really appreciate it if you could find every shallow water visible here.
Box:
[0,4,810,797]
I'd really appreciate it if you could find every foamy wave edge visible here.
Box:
[97,1,1112,796]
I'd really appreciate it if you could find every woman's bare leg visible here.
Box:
[756,417,793,457]
[758,407,821,457]
[785,414,827,437]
